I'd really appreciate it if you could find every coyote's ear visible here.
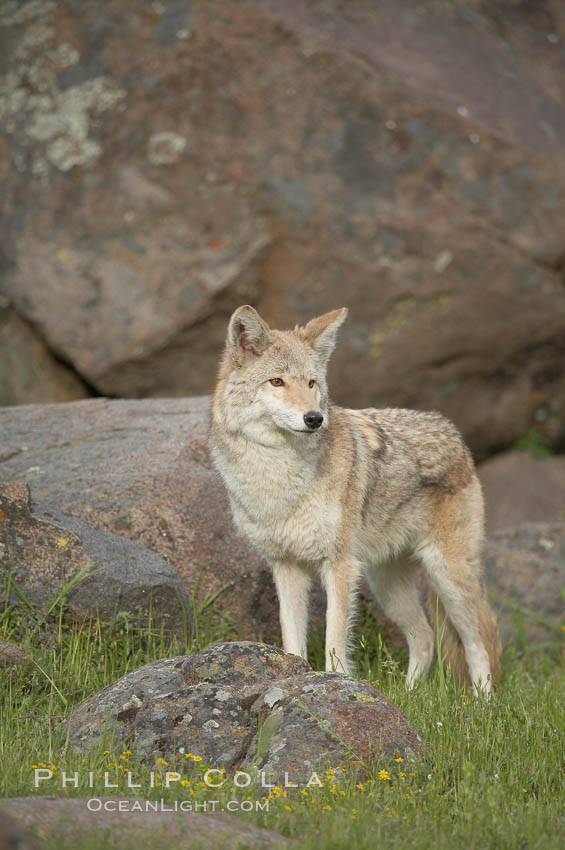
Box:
[227,305,272,364]
[301,308,348,361]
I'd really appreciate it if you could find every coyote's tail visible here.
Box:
[426,590,502,688]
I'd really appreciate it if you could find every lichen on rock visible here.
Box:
[0,0,126,176]
[147,131,187,165]
[65,641,426,782]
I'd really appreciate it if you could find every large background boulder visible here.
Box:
[477,451,565,533]
[0,304,89,406]
[483,522,565,645]
[2,1,565,457]
[477,451,565,645]
[0,397,278,641]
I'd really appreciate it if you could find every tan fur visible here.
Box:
[210,306,502,693]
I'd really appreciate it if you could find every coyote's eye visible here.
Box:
[269,378,284,387]
[308,379,315,388]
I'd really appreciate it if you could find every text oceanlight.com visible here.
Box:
[86,798,268,812]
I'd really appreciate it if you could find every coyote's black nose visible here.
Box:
[304,410,323,430]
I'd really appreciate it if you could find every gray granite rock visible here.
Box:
[0,807,39,850]
[0,482,191,638]
[65,641,425,782]
[0,796,286,849]
[478,451,565,534]
[484,522,565,644]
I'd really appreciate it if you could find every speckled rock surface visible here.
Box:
[66,641,425,780]
[0,807,39,850]
[0,796,287,849]
[241,671,423,778]
[2,1,565,456]
[478,452,565,534]
[0,306,89,407]
[0,481,191,636]
[484,522,565,644]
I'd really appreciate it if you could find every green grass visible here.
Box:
[1,596,564,849]
[512,429,554,459]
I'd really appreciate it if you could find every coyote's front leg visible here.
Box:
[321,558,360,675]
[272,562,312,662]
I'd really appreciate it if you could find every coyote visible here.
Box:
[210,306,501,693]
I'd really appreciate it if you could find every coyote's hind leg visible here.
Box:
[417,542,494,694]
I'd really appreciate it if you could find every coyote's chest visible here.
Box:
[213,440,340,565]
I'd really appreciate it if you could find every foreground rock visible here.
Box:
[0,398,289,642]
[0,481,191,637]
[483,523,565,645]
[478,451,565,533]
[66,641,425,780]
[0,797,285,850]
[0,808,38,850]
[2,2,565,455]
